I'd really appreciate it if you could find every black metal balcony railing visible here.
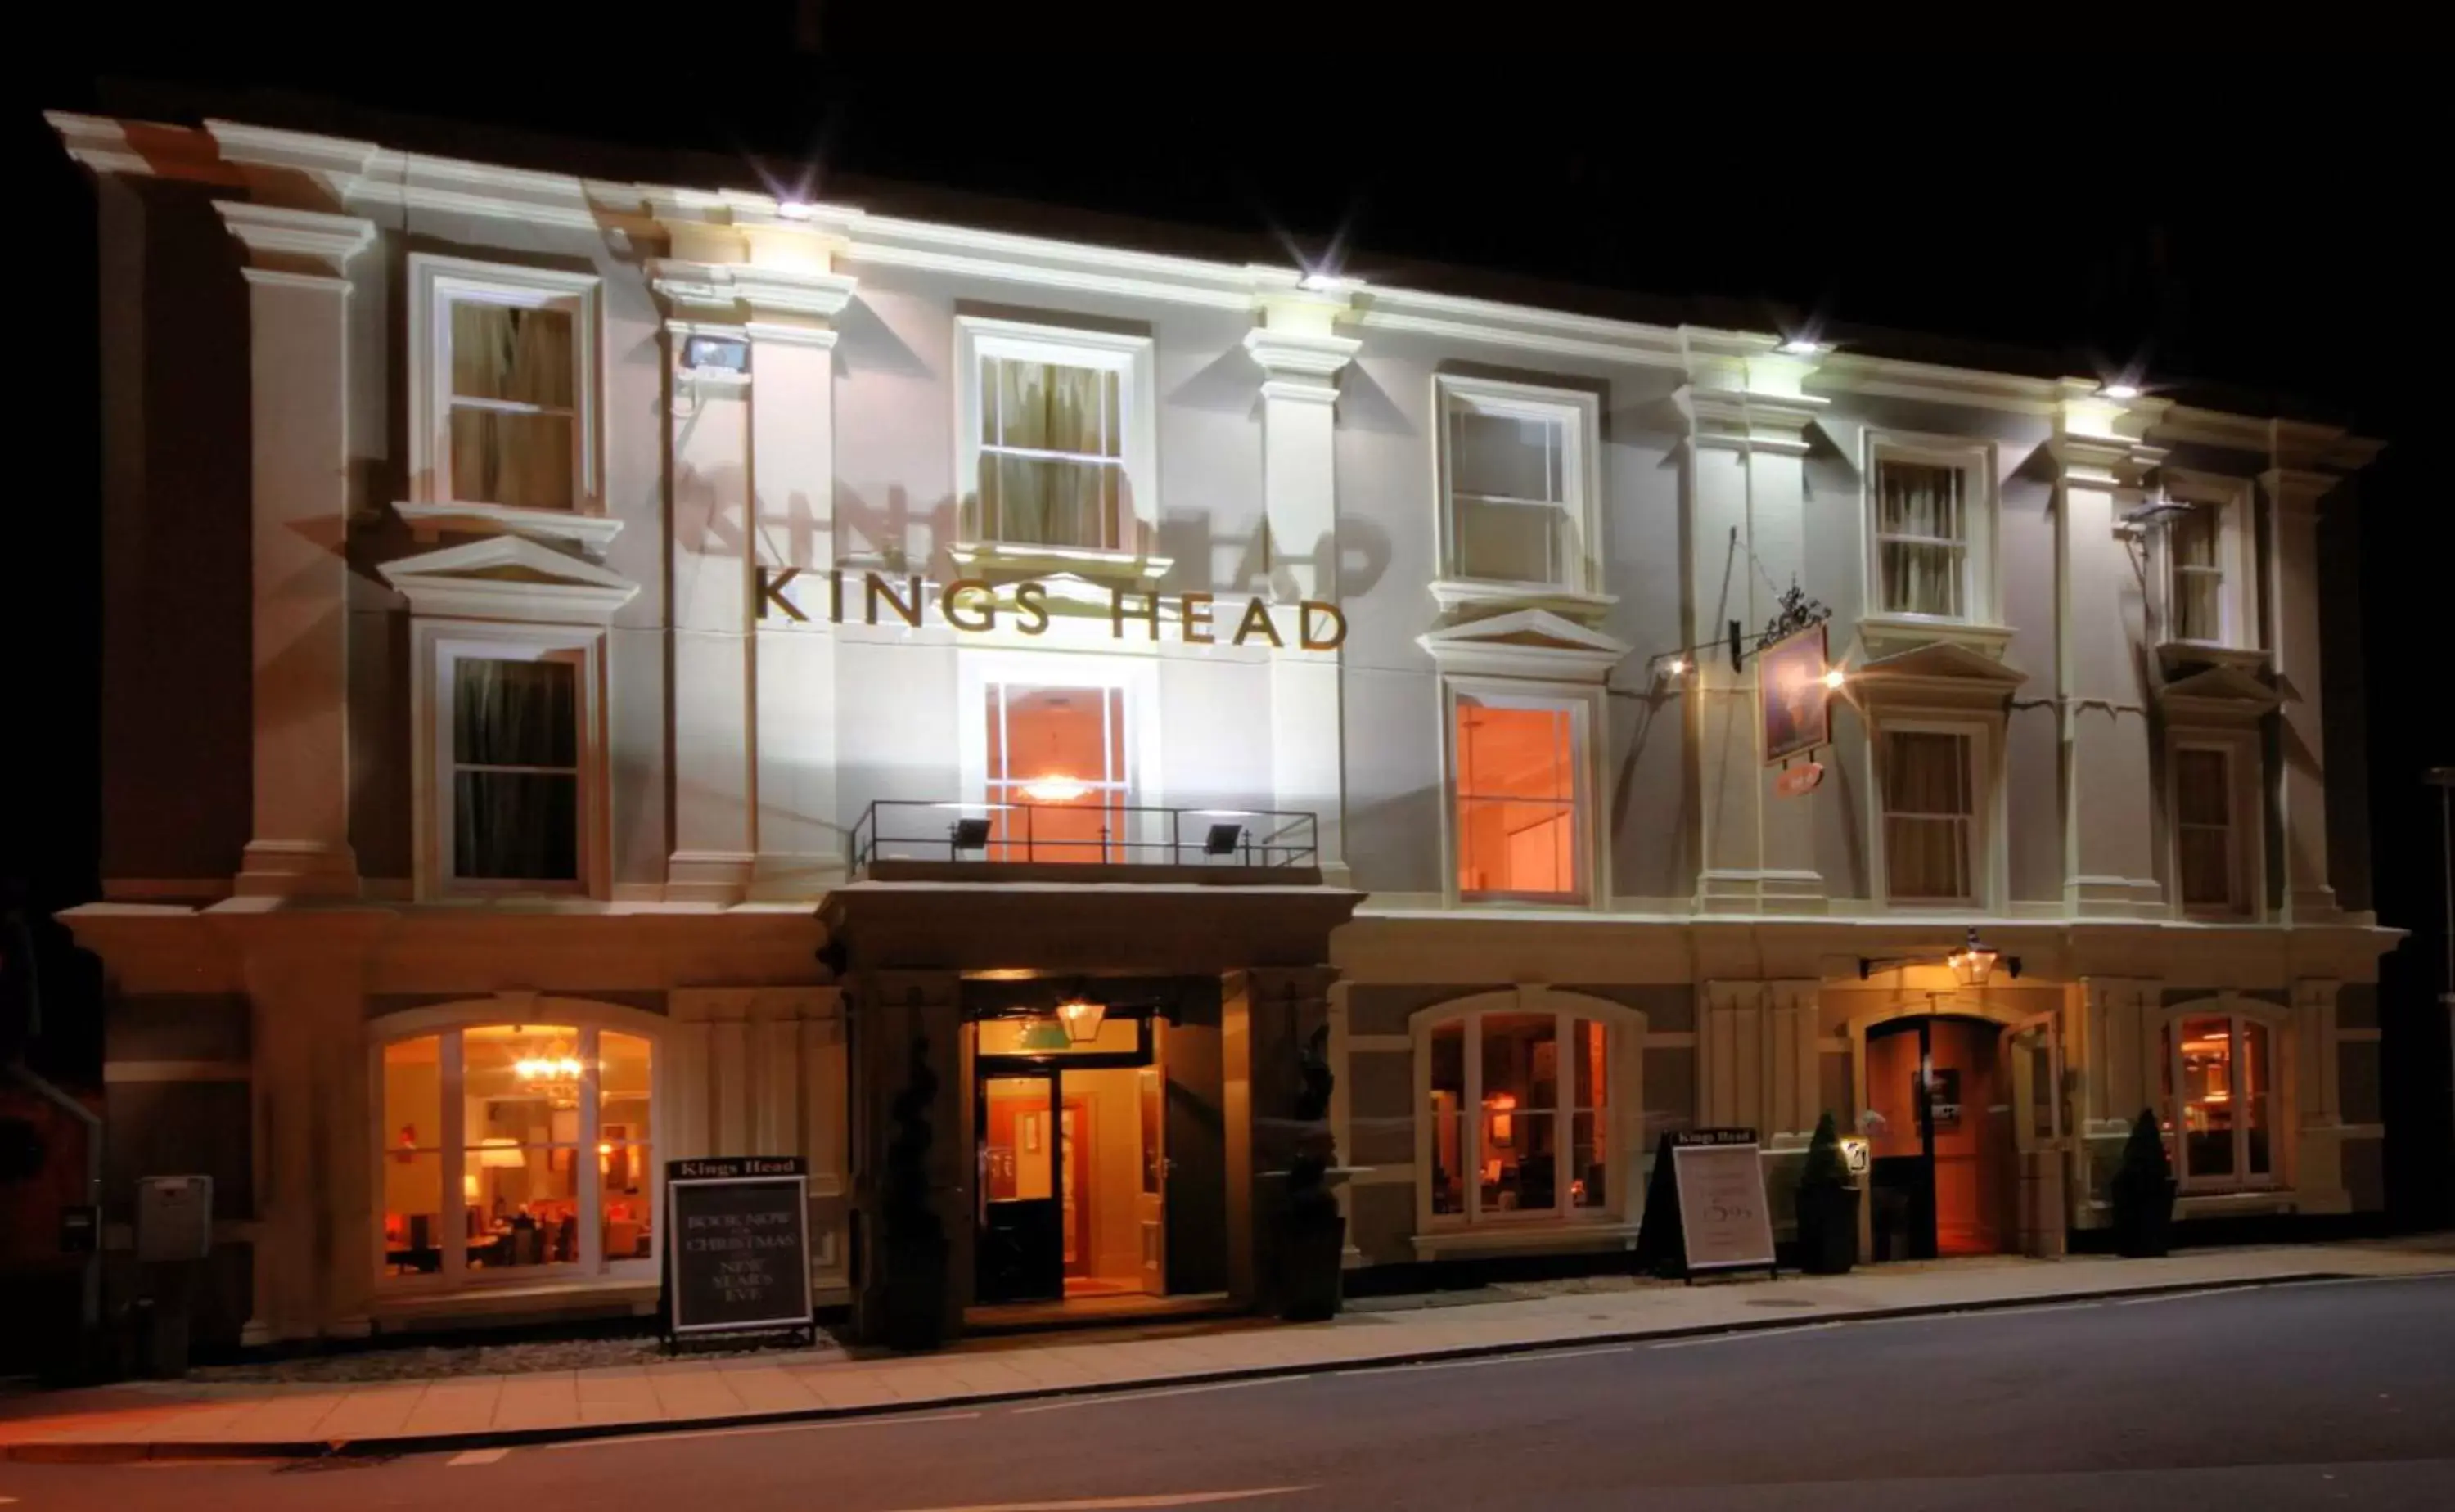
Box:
[849,801,1318,877]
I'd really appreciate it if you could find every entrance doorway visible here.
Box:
[975,1016,1166,1305]
[1865,1015,2015,1259]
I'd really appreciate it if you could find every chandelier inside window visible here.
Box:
[515,1042,586,1107]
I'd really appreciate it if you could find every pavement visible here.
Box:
[4,1236,2451,1465]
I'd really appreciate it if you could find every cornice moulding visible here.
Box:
[49,113,2396,469]
[1417,607,1632,683]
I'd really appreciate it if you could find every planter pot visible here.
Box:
[876,1231,951,1352]
[2111,1175,2177,1258]
[1279,1195,1347,1322]
[1795,1182,1860,1275]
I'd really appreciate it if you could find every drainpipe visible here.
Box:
[2,907,104,1365]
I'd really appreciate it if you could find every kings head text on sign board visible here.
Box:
[756,568,1346,650]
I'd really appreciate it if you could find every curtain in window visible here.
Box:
[449,304,576,511]
[978,358,1122,549]
[1876,462,1965,618]
[453,659,579,881]
[2169,506,2222,641]
[2174,747,2234,907]
[1884,731,1971,900]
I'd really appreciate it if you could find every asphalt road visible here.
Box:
[5,1274,2450,1511]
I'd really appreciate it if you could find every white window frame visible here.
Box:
[407,254,603,520]
[955,647,1165,857]
[1412,993,1642,1235]
[412,620,609,902]
[1862,432,2000,629]
[1869,713,2002,912]
[1431,375,1605,604]
[370,1011,664,1296]
[2158,471,2256,651]
[953,316,1158,560]
[1440,677,1606,910]
[2167,728,2263,920]
[2159,1006,2286,1195]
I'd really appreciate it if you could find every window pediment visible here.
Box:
[1847,640,2027,713]
[380,536,641,625]
[1417,608,1630,682]
[2156,664,2279,725]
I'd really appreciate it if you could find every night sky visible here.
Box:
[12,22,2448,1213]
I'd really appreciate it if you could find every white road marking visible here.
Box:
[547,1410,982,1449]
[879,1490,1312,1512]
[2114,1287,2247,1306]
[1011,1379,1294,1415]
[1651,1323,1842,1348]
[448,1447,510,1465]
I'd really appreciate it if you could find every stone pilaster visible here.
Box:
[218,202,376,899]
[2262,449,2346,923]
[2049,388,2166,919]
[651,215,859,904]
[1679,347,1828,915]
[1244,286,1361,886]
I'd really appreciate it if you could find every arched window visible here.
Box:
[2157,1006,2282,1193]
[376,1019,657,1288]
[1416,992,1640,1229]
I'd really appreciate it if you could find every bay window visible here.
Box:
[378,1024,655,1286]
[1426,1010,1613,1225]
[2160,1014,2276,1190]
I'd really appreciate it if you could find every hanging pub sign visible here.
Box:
[663,1156,814,1347]
[755,568,1345,651]
[1759,623,1831,766]
[1633,1128,1778,1283]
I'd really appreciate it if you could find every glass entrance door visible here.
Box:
[977,1070,1062,1303]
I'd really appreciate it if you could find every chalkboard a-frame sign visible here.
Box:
[662,1156,814,1348]
[1631,1129,1779,1283]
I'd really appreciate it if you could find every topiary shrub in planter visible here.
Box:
[2110,1108,2177,1258]
[1279,1023,1345,1321]
[1793,1110,1860,1275]
[876,1033,949,1351]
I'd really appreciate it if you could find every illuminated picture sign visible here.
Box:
[755,568,1345,650]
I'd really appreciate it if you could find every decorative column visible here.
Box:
[2262,446,2346,922]
[1243,285,1361,884]
[218,202,376,898]
[2049,387,2165,918]
[651,215,858,904]
[1678,345,1827,914]
[1697,980,1768,1129]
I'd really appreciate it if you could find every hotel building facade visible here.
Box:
[50,110,2394,1349]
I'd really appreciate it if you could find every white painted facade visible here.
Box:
[52,112,2394,1347]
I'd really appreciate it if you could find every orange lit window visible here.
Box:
[2165,1013,2274,1190]
[985,684,1129,863]
[1454,696,1583,902]
[1426,1010,1614,1225]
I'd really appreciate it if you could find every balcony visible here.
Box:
[849,801,1320,886]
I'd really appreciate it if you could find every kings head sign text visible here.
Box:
[757,568,1345,651]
